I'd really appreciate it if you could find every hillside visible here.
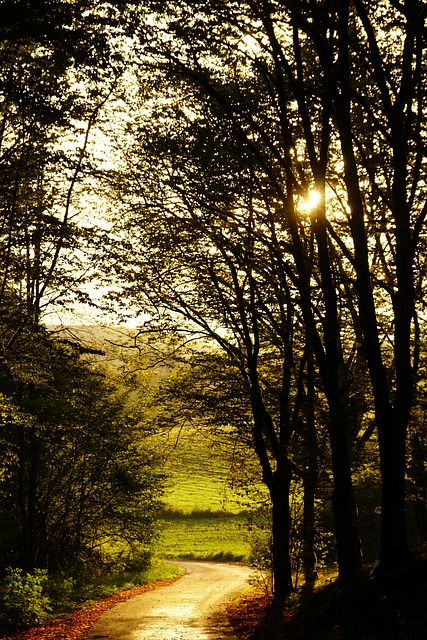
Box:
[156,425,253,561]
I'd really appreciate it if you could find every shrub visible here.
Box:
[45,573,76,613]
[248,529,273,595]
[0,567,51,628]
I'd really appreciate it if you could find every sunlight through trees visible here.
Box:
[1,0,427,612]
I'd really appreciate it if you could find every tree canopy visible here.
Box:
[0,0,165,591]
[100,0,427,596]
[1,0,427,602]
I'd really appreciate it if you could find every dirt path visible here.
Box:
[85,561,252,640]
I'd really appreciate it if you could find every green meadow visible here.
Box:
[155,427,252,562]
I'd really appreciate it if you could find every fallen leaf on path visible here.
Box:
[1,578,178,640]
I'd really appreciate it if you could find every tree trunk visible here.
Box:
[17,417,40,569]
[250,378,294,599]
[17,425,31,569]
[27,425,40,566]
[268,463,293,599]
[409,432,427,549]
[302,474,317,590]
[329,398,364,584]
[301,348,318,590]
[333,0,413,571]
[414,487,427,550]
[377,410,409,568]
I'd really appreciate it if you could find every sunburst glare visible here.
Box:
[300,190,321,211]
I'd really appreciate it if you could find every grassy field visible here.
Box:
[158,510,250,561]
[155,426,252,562]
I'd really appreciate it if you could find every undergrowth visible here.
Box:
[0,561,181,633]
[228,555,427,640]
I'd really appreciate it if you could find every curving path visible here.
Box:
[85,560,252,640]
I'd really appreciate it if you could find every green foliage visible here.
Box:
[248,529,273,573]
[247,529,274,596]
[44,574,76,613]
[0,567,51,628]
[0,561,182,630]
[0,322,165,577]
[89,541,154,579]
[74,560,182,602]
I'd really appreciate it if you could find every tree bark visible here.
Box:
[17,424,31,569]
[269,464,293,598]
[409,432,427,549]
[329,397,364,583]
[301,347,318,590]
[302,474,317,590]
[250,383,293,599]
[377,409,410,567]
[27,425,40,566]
[333,0,413,570]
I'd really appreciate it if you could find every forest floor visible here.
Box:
[228,554,427,640]
[2,556,426,640]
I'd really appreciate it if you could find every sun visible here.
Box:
[300,190,321,211]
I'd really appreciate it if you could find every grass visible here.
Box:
[75,561,183,602]
[158,509,250,561]
[155,426,252,562]
[0,566,185,640]
[166,476,239,514]
[161,426,244,513]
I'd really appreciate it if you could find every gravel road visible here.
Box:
[85,561,252,640]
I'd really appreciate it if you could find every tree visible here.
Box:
[0,0,138,336]
[0,323,165,574]
[102,0,427,590]
[103,0,369,592]
[100,59,359,594]
[298,0,426,568]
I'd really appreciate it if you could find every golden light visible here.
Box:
[300,190,321,211]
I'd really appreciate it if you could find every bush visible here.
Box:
[248,529,273,595]
[45,573,76,613]
[121,546,152,573]
[0,567,51,629]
